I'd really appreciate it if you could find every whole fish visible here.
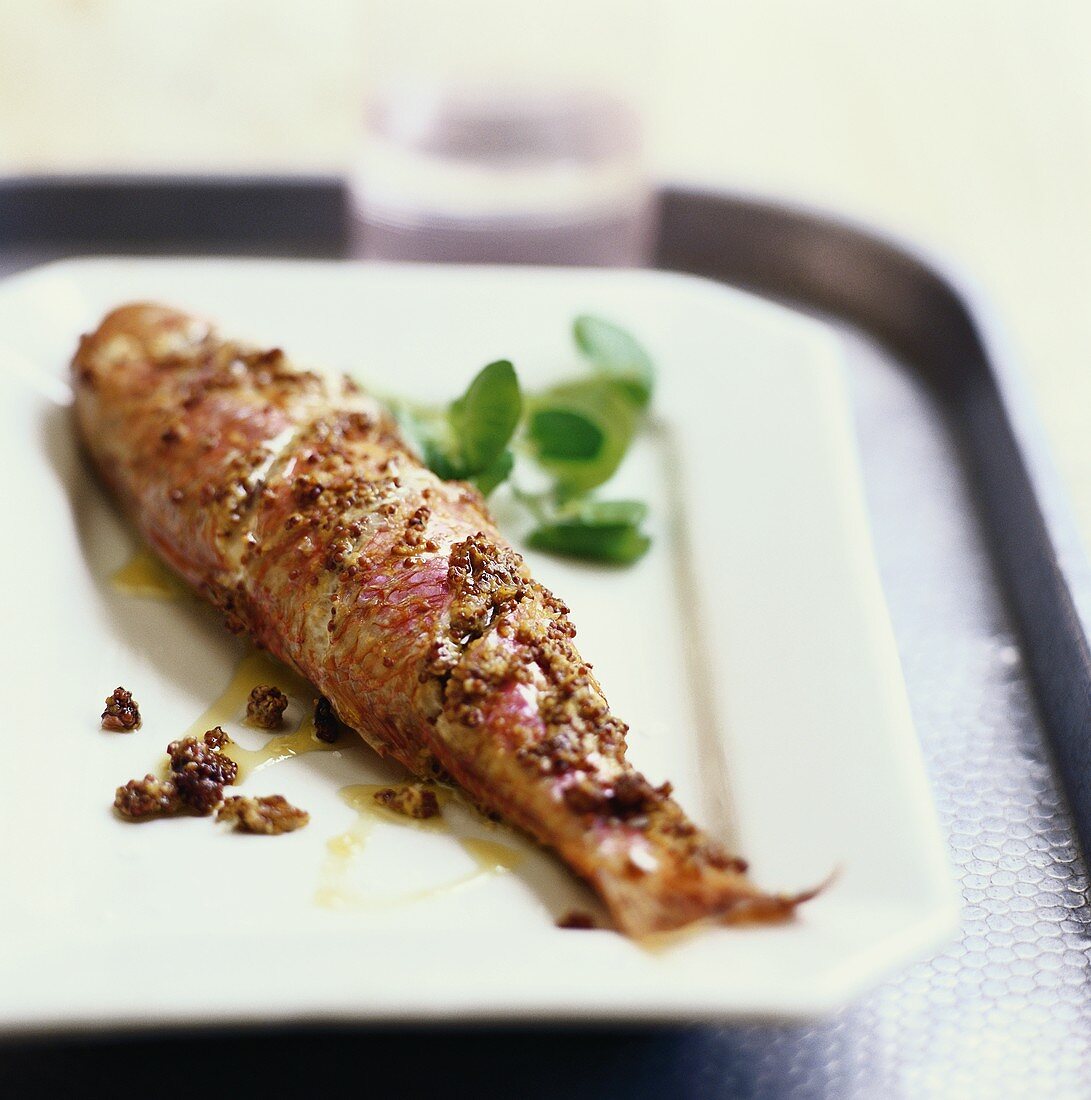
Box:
[73,303,811,936]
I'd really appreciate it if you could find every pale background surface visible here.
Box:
[1,0,1088,542]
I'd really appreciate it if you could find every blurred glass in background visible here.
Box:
[352,86,650,265]
[350,0,655,264]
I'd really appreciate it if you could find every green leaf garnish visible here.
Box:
[557,498,649,527]
[527,409,604,461]
[414,359,522,495]
[527,521,651,565]
[449,359,522,473]
[573,314,655,408]
[380,316,655,565]
[420,436,459,481]
[527,378,636,494]
[516,491,651,565]
[471,448,515,496]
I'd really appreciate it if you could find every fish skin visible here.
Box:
[73,303,811,936]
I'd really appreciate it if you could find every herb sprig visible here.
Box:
[412,359,522,496]
[393,315,655,565]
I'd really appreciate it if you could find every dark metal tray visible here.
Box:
[2,178,1089,1098]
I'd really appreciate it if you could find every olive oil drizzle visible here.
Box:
[110,546,186,600]
[316,783,522,910]
[111,558,524,912]
[181,651,339,779]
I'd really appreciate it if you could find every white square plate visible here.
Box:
[0,258,956,1030]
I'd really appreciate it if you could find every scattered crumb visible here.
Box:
[111,726,309,833]
[114,729,241,820]
[166,728,238,814]
[556,910,597,930]
[167,729,238,785]
[246,684,288,729]
[218,794,309,834]
[313,696,340,743]
[373,783,440,820]
[202,726,233,752]
[101,686,141,731]
[114,774,181,819]
[172,773,224,815]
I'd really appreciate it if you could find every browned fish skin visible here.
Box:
[74,303,809,935]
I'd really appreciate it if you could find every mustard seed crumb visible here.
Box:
[373,783,440,820]
[114,774,181,819]
[202,726,233,752]
[313,697,340,743]
[101,686,141,731]
[218,794,309,834]
[166,729,238,814]
[246,684,289,729]
[167,730,238,785]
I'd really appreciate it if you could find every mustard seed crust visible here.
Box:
[432,530,748,881]
[445,534,529,644]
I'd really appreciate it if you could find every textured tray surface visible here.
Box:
[0,183,1089,1096]
[707,325,1091,1097]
